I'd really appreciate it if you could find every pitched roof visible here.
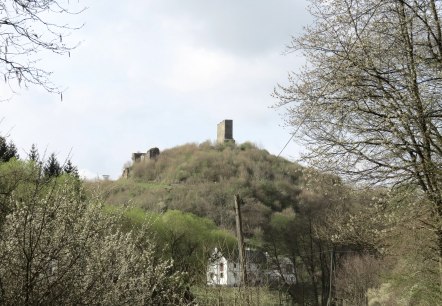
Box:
[210,248,266,265]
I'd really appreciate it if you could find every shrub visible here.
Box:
[0,160,188,305]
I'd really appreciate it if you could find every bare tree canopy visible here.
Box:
[275,0,442,211]
[0,0,84,93]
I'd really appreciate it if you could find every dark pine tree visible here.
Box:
[44,153,62,178]
[28,144,39,162]
[63,159,79,179]
[0,136,19,162]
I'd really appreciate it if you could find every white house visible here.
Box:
[206,248,296,287]
[206,248,240,286]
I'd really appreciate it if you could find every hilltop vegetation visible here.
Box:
[99,141,302,238]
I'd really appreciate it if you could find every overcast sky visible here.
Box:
[0,0,311,179]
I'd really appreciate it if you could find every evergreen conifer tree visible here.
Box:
[44,153,62,178]
[63,159,79,179]
[28,144,39,162]
[0,136,19,162]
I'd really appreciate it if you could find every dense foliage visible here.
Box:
[102,142,302,238]
[1,136,438,304]
[275,3,442,302]
[0,154,190,304]
[115,207,237,285]
[97,141,442,305]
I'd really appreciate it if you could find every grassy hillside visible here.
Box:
[95,141,303,238]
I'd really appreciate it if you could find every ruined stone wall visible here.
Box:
[217,120,234,144]
[123,147,161,178]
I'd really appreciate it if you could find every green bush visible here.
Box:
[121,208,237,284]
[0,160,189,305]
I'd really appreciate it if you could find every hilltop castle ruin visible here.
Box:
[132,147,160,163]
[217,119,235,144]
[122,147,160,178]
[122,120,235,178]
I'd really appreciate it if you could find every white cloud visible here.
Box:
[0,0,310,179]
[164,46,236,92]
[151,0,310,56]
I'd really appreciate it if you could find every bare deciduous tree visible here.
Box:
[0,0,84,94]
[275,0,442,267]
[334,254,382,305]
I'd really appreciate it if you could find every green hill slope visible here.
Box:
[99,141,303,237]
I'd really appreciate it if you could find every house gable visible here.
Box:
[207,248,296,287]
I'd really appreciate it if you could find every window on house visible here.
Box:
[220,262,224,272]
[220,273,224,279]
[234,263,237,268]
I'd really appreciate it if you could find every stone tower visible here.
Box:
[217,119,235,144]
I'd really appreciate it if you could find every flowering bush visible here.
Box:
[0,161,188,305]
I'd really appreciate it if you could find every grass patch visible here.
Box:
[192,286,293,306]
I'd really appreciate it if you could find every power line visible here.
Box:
[277,121,304,158]
[277,133,295,158]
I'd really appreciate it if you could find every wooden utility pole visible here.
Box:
[327,249,333,306]
[234,194,247,286]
